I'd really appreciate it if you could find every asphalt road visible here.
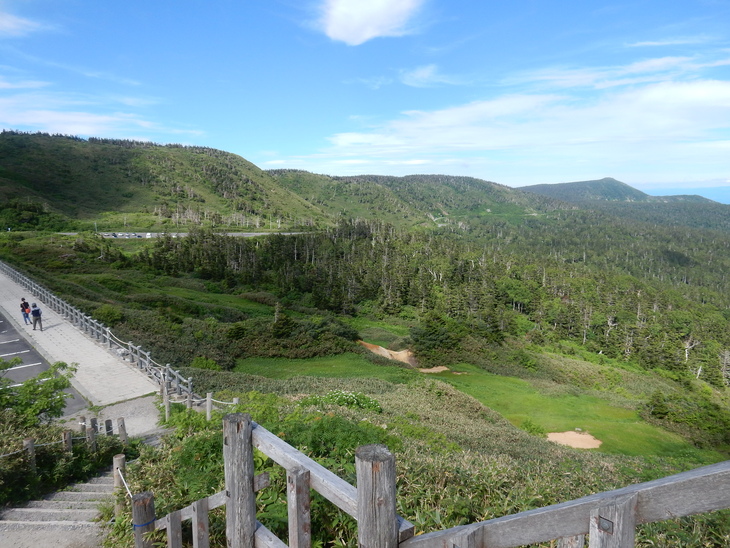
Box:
[0,309,87,415]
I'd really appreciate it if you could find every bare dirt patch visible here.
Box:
[418,365,450,373]
[358,341,417,366]
[547,431,602,449]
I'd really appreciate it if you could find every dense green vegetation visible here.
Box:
[104,383,729,547]
[0,356,139,505]
[2,132,730,545]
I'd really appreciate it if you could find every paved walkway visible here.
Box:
[0,269,159,410]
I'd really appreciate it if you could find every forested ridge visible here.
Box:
[139,218,730,384]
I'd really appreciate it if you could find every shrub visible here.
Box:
[299,390,382,413]
[93,303,124,326]
[190,356,221,371]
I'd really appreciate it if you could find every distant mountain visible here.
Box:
[645,185,730,205]
[519,177,715,204]
[519,177,730,232]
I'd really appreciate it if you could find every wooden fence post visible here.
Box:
[90,417,98,433]
[355,444,398,548]
[132,491,156,548]
[164,385,170,422]
[23,438,36,475]
[86,426,97,452]
[589,493,637,548]
[287,467,311,548]
[114,454,126,518]
[223,413,256,548]
[206,393,213,421]
[118,417,128,445]
[63,430,73,452]
[105,419,114,436]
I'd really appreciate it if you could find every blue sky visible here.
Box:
[1,1,730,200]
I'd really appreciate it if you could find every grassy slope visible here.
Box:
[229,351,723,462]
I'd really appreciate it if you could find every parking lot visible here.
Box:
[0,309,86,415]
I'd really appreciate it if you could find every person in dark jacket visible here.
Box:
[30,303,43,331]
[20,298,31,325]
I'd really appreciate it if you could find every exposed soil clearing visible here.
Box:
[418,365,450,373]
[547,431,602,449]
[358,341,417,366]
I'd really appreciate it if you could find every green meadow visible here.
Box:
[235,352,722,462]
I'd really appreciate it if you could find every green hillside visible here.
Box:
[0,131,327,231]
[269,170,556,228]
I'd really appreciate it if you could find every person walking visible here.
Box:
[20,298,31,325]
[30,303,43,331]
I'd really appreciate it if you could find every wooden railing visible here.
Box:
[0,260,194,396]
[129,413,730,548]
[0,415,128,462]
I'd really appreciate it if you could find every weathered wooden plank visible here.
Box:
[208,489,227,510]
[401,460,730,548]
[254,521,289,548]
[167,510,183,548]
[287,467,311,548]
[193,498,210,548]
[251,421,358,517]
[451,525,483,548]
[175,473,271,521]
[398,515,416,542]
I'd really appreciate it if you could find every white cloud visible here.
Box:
[0,76,48,89]
[0,91,200,139]
[352,76,393,89]
[399,64,462,87]
[303,79,730,183]
[0,10,48,37]
[627,37,711,47]
[318,0,425,46]
[510,56,702,90]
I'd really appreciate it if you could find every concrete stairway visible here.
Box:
[0,469,115,547]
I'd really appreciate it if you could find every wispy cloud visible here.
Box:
[399,64,463,87]
[0,76,48,90]
[0,91,199,139]
[627,36,712,47]
[281,78,730,182]
[351,76,393,89]
[317,0,425,46]
[0,10,50,38]
[507,54,728,90]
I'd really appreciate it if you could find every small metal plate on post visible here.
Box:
[598,516,614,534]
